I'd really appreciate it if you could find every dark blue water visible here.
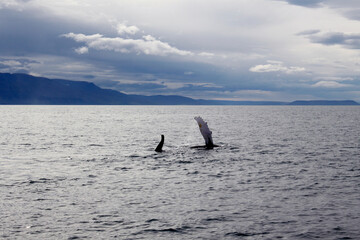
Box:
[0,106,359,239]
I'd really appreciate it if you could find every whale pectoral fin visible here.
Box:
[155,134,164,152]
[194,116,216,149]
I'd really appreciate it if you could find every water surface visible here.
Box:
[1,106,359,239]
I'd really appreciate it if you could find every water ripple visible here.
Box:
[1,106,359,240]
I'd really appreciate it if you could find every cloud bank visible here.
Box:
[62,25,193,57]
[0,0,359,101]
[312,81,351,88]
[249,61,305,74]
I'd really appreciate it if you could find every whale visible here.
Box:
[155,134,164,152]
[154,117,218,152]
[192,116,219,149]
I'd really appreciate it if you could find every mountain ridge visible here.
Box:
[0,73,358,105]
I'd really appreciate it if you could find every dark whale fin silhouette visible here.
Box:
[193,116,219,149]
[155,134,164,152]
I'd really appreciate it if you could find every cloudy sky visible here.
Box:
[1,0,360,101]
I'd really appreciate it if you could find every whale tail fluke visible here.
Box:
[155,134,164,152]
[194,116,215,149]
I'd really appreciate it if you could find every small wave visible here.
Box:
[225,231,269,237]
[67,236,83,240]
[229,146,240,150]
[138,226,191,235]
[208,173,223,178]
[114,167,132,171]
[24,176,67,186]
[177,160,193,164]
[202,216,230,223]
[28,178,51,184]
[145,218,159,223]
[34,198,47,201]
[62,144,74,147]
[88,144,104,147]
[97,214,112,218]
[257,150,274,154]
[225,232,252,237]
[83,158,97,162]
[294,232,322,239]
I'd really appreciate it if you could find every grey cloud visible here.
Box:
[277,0,324,8]
[343,9,360,21]
[1,1,359,101]
[278,0,359,8]
[296,29,321,36]
[82,75,95,79]
[115,82,225,97]
[177,84,224,93]
[0,8,202,84]
[329,1,360,21]
[278,0,360,21]
[116,82,167,92]
[0,8,96,56]
[307,32,360,49]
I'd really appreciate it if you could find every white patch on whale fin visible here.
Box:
[194,116,214,147]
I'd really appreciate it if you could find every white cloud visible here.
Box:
[142,35,156,41]
[314,76,354,82]
[74,46,88,54]
[162,81,186,89]
[116,23,139,35]
[312,81,350,88]
[198,52,215,57]
[0,57,41,73]
[249,61,305,74]
[0,60,22,66]
[234,90,275,96]
[0,0,26,10]
[62,32,193,56]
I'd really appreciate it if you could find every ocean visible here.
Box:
[1,106,359,239]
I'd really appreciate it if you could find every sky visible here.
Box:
[1,0,360,101]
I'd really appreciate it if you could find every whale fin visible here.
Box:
[155,134,164,152]
[194,116,214,149]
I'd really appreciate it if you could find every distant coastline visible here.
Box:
[0,73,359,106]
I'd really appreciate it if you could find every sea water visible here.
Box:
[0,106,359,239]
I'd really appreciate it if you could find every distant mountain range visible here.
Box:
[0,73,358,105]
